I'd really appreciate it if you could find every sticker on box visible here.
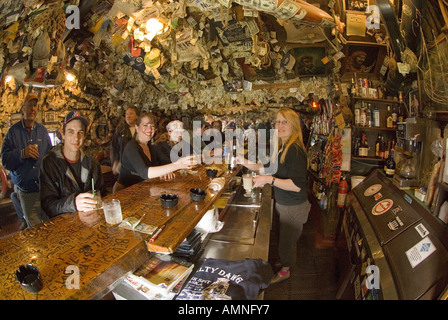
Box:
[405,237,436,268]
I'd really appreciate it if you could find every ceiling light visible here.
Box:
[66,73,76,82]
[146,18,164,34]
[145,18,165,41]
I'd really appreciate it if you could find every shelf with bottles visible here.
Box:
[352,130,396,161]
[352,100,403,130]
[352,156,386,162]
[308,171,332,212]
[353,126,397,132]
[351,97,398,104]
[348,75,401,104]
[307,129,328,179]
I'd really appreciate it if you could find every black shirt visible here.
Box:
[267,143,308,205]
[67,159,84,191]
[118,139,159,188]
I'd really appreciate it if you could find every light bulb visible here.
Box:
[66,73,76,82]
[146,18,164,34]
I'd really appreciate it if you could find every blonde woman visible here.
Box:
[239,108,310,284]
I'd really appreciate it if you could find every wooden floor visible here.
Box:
[0,199,339,300]
[264,208,339,300]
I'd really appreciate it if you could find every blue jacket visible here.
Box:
[1,119,51,193]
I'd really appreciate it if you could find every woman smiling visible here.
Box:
[116,112,197,189]
[238,108,310,284]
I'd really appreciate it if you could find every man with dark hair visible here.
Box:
[110,106,139,175]
[39,110,105,218]
[1,92,51,227]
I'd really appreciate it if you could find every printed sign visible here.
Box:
[387,216,403,231]
[405,237,436,268]
[371,199,393,216]
[364,184,382,197]
[415,223,430,238]
[373,192,383,201]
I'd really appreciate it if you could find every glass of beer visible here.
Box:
[242,173,253,197]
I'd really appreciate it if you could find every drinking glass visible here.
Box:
[93,190,102,210]
[242,173,253,197]
[102,199,123,225]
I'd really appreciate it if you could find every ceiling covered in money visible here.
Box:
[0,0,445,121]
[0,0,347,118]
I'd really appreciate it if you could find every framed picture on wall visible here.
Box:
[291,45,327,77]
[236,58,276,81]
[44,111,56,123]
[341,41,387,79]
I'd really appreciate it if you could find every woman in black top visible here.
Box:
[239,108,310,284]
[117,113,196,189]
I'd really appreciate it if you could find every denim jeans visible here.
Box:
[275,201,311,267]
[17,190,48,227]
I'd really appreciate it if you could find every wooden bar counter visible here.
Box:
[0,164,240,300]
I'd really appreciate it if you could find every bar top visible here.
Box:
[0,164,240,300]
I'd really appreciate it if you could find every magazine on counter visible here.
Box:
[126,254,194,299]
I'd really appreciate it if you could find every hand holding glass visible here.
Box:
[93,190,102,209]
[243,173,253,197]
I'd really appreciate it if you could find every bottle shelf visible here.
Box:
[351,97,398,104]
[353,126,397,132]
[352,156,386,162]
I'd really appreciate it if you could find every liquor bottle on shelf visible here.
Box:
[229,138,237,171]
[384,147,396,177]
[392,105,398,129]
[384,140,391,159]
[350,77,356,97]
[373,104,380,127]
[366,103,372,127]
[375,134,382,157]
[353,137,360,157]
[360,78,367,97]
[354,102,361,126]
[360,102,367,127]
[378,136,385,159]
[386,105,393,128]
[359,132,369,157]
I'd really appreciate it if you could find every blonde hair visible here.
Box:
[276,108,307,164]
